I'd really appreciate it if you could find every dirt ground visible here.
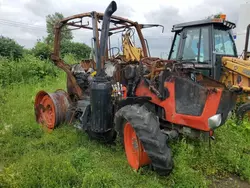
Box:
[210,175,250,188]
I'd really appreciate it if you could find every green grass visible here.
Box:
[1,72,250,188]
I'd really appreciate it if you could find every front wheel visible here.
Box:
[114,104,173,176]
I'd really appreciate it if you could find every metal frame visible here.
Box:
[50,11,163,100]
[52,11,164,62]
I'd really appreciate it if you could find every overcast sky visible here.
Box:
[0,0,248,57]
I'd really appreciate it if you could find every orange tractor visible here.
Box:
[34,1,238,175]
[167,15,250,122]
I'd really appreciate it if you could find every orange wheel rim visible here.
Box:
[124,122,151,170]
[38,95,56,129]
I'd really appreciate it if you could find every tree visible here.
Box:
[45,12,73,45]
[32,41,53,60]
[43,12,91,60]
[0,36,24,59]
[61,40,91,60]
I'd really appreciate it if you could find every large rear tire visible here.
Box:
[114,104,173,176]
[236,102,250,124]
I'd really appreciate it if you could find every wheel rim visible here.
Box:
[39,95,56,130]
[34,90,71,131]
[123,122,151,170]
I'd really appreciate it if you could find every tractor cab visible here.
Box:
[168,15,237,81]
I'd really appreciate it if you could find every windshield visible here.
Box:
[181,27,210,63]
[214,28,237,56]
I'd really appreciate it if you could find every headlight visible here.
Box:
[208,114,222,130]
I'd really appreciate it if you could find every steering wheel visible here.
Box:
[108,47,120,58]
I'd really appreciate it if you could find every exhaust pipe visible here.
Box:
[89,1,117,142]
[244,24,250,60]
[97,1,117,75]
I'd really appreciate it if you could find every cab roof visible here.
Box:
[172,18,236,32]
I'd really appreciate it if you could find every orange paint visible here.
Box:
[122,86,127,98]
[35,91,56,130]
[124,122,151,170]
[135,79,222,131]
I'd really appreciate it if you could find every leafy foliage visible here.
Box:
[45,12,73,45]
[61,40,91,60]
[0,36,24,60]
[32,41,53,60]
[0,54,58,87]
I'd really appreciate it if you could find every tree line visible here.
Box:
[0,12,91,61]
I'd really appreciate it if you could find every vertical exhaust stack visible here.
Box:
[97,1,117,75]
[89,1,117,142]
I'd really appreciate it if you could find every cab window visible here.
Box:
[214,28,236,56]
[169,33,180,60]
[182,28,199,61]
[182,27,210,63]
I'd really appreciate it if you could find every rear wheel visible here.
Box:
[114,104,173,176]
[236,102,250,124]
[34,90,71,131]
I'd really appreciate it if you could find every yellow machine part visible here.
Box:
[122,33,144,62]
[221,56,250,103]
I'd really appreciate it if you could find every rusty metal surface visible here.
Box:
[141,57,176,81]
[135,23,148,57]
[34,90,72,129]
[51,8,163,100]
[52,14,142,99]
[51,54,83,99]
[50,90,71,126]
[60,12,135,25]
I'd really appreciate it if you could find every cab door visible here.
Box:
[178,26,213,77]
[212,26,238,80]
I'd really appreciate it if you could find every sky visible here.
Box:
[0,0,248,57]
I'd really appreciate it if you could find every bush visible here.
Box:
[31,40,91,61]
[23,48,33,56]
[0,36,24,60]
[61,41,91,60]
[0,54,58,86]
[63,53,79,65]
[32,41,53,60]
